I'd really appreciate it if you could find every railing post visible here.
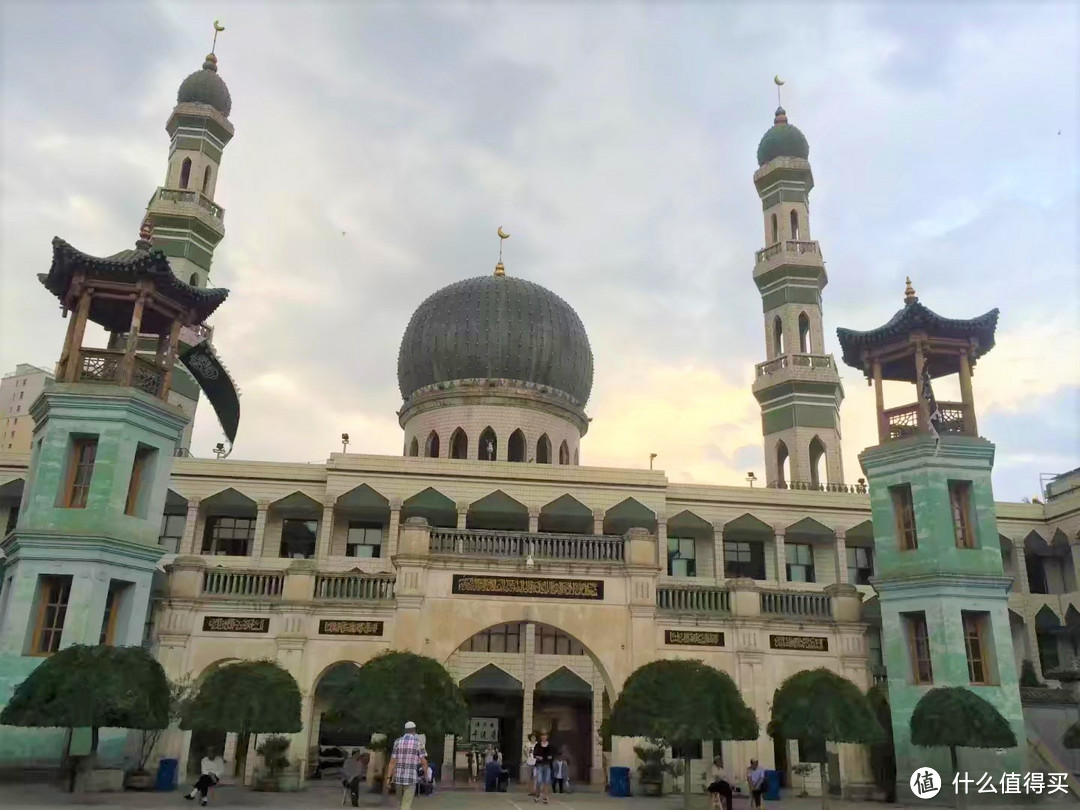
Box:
[165,557,207,598]
[592,509,604,536]
[250,499,270,559]
[283,560,316,600]
[727,578,761,618]
[825,583,860,622]
[456,501,469,530]
[528,508,539,534]
[386,499,402,560]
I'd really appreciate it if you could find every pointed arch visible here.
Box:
[536,434,552,464]
[401,487,456,528]
[508,429,526,462]
[559,440,570,465]
[773,316,784,356]
[770,212,779,244]
[180,157,192,189]
[424,430,440,458]
[573,447,579,466]
[798,311,811,353]
[188,273,199,287]
[479,427,498,461]
[449,428,468,460]
[539,494,592,534]
[603,497,657,535]
[808,436,827,489]
[408,437,419,457]
[467,490,528,531]
[775,440,790,488]
[789,209,800,240]
[201,165,212,194]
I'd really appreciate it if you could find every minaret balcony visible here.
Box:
[78,348,166,398]
[149,187,226,225]
[755,352,834,378]
[755,239,820,265]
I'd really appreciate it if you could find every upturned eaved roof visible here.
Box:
[39,237,229,332]
[836,297,999,374]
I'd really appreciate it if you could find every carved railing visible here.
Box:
[754,240,821,264]
[884,401,968,441]
[314,573,396,601]
[156,188,225,223]
[755,242,783,263]
[786,239,820,255]
[132,355,165,396]
[760,590,833,619]
[77,350,164,397]
[767,480,868,494]
[755,353,834,378]
[202,569,283,598]
[656,585,731,614]
[429,528,625,562]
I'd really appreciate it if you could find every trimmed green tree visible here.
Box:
[609,659,759,810]
[181,660,302,781]
[0,645,170,790]
[910,687,1017,810]
[768,668,884,810]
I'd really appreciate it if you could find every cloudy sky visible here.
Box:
[1,1,1077,502]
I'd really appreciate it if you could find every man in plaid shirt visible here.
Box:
[386,721,429,810]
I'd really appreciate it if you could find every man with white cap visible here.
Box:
[386,721,428,810]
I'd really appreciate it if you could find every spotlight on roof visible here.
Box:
[746,471,757,487]
[341,433,350,453]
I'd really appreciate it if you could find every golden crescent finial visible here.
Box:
[497,226,509,239]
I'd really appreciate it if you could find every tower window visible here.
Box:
[770,213,779,244]
[508,429,526,462]
[789,209,800,240]
[425,431,440,458]
[98,582,129,646]
[724,540,765,580]
[346,522,383,558]
[450,428,468,459]
[559,440,570,465]
[63,436,98,509]
[775,440,790,487]
[480,427,498,461]
[536,434,552,464]
[201,516,255,556]
[202,165,212,194]
[962,611,992,684]
[846,547,874,584]
[32,575,72,656]
[279,518,318,559]
[798,312,811,353]
[179,157,192,189]
[786,543,815,582]
[667,536,697,577]
[808,437,826,489]
[773,316,784,356]
[903,611,933,684]
[949,480,976,549]
[124,444,157,517]
[188,273,199,287]
[890,484,918,550]
[408,437,419,457]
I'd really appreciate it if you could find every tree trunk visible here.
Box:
[951,746,962,810]
[683,755,692,810]
[236,731,250,785]
[63,728,75,793]
[819,758,830,810]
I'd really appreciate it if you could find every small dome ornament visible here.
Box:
[904,277,918,305]
[136,219,154,252]
[494,226,510,277]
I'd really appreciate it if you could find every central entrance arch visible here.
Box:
[446,621,610,785]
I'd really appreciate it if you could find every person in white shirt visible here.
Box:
[524,733,537,797]
[185,746,225,806]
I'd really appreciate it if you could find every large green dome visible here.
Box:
[397,273,594,406]
[756,107,809,165]
[177,54,232,117]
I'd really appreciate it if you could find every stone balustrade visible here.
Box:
[754,240,821,264]
[429,527,625,562]
[760,589,833,619]
[755,353,834,378]
[155,187,226,222]
[202,569,284,598]
[656,584,731,614]
[766,480,868,494]
[313,572,396,601]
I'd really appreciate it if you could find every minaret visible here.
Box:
[837,282,1025,801]
[750,100,845,490]
[144,49,234,289]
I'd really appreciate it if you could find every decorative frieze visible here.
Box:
[769,634,828,652]
[318,619,384,636]
[202,616,269,633]
[665,630,724,647]
[452,575,603,600]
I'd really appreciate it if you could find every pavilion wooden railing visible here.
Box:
[429,528,625,562]
[313,572,396,601]
[656,585,731,614]
[755,353,834,378]
[78,350,164,396]
[759,590,833,619]
[202,569,284,598]
[884,401,968,441]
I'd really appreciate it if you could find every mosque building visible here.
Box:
[0,39,1078,803]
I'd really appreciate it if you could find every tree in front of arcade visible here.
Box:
[768,668,884,810]
[910,686,1016,810]
[609,659,759,810]
[181,660,302,782]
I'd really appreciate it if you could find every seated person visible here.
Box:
[484,753,503,792]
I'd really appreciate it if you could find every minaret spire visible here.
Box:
[211,19,225,54]
[495,226,510,276]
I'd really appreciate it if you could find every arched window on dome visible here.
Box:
[188,273,199,287]
[425,431,440,459]
[536,434,552,464]
[773,316,784,357]
[809,436,827,490]
[798,312,811,353]
[508,429,526,462]
[776,440,790,488]
[202,165,212,194]
[450,428,468,460]
[770,213,779,245]
[559,440,570,465]
[180,158,192,189]
[408,437,419,457]
[790,209,800,241]
[479,427,498,461]
[573,447,580,466]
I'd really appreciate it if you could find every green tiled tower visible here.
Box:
[0,227,228,766]
[750,105,845,490]
[837,280,1025,803]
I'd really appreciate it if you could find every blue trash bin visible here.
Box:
[609,766,631,797]
[155,758,179,791]
[764,769,781,801]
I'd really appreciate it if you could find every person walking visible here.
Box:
[552,753,567,793]
[184,746,225,806]
[342,750,366,807]
[386,721,429,810]
[523,733,537,796]
[746,758,766,809]
[532,731,554,804]
[484,752,503,792]
[467,747,478,785]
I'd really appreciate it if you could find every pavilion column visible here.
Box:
[1013,536,1031,595]
[713,522,726,582]
[520,622,537,782]
[66,288,94,382]
[656,518,667,572]
[316,503,335,560]
[456,502,469,530]
[179,497,201,555]
[161,317,183,395]
[958,348,979,436]
[773,527,787,583]
[834,528,849,584]
[873,359,887,444]
[528,508,539,533]
[590,664,605,785]
[249,500,269,559]
[123,287,149,385]
[592,509,604,536]
[385,499,402,561]
[222,733,238,776]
